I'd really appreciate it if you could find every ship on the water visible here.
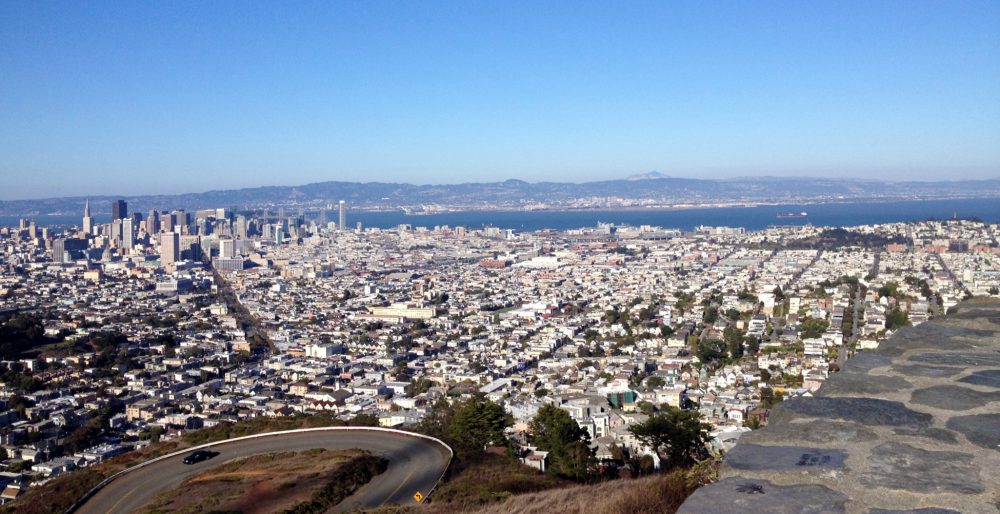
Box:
[776,211,808,218]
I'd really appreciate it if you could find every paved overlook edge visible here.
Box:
[678,298,1000,514]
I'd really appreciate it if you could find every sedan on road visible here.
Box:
[182,450,217,465]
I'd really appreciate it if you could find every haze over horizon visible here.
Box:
[5,173,1000,204]
[2,1,999,200]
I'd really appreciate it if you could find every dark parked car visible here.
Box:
[182,450,217,465]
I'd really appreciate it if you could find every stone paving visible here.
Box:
[679,298,1000,514]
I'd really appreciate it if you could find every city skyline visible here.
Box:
[3,3,1000,507]
[2,1,999,199]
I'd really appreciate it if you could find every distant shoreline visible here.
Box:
[367,195,1000,216]
[6,197,1000,232]
[5,194,1000,219]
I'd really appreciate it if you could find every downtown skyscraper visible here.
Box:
[82,199,93,235]
[112,199,127,220]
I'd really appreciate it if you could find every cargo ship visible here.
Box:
[776,211,808,218]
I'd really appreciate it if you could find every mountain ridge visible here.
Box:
[2,176,1000,216]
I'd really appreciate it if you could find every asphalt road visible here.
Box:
[74,430,451,514]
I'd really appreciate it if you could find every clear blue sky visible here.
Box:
[1,1,998,200]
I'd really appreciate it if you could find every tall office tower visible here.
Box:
[82,199,94,235]
[144,210,157,235]
[28,221,37,239]
[111,219,123,245]
[219,238,236,259]
[174,210,189,233]
[112,199,128,220]
[161,212,174,233]
[235,215,248,239]
[162,231,179,266]
[338,200,346,230]
[122,219,135,250]
[51,238,66,263]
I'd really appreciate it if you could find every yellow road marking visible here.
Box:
[104,486,137,513]
[380,466,416,506]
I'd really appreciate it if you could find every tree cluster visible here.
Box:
[0,314,47,360]
[529,404,595,481]
[627,406,711,470]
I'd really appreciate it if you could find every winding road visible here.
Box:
[72,428,452,514]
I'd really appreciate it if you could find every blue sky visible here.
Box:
[1,1,998,200]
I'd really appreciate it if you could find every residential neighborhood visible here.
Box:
[1,205,998,502]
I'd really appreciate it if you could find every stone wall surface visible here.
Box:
[679,298,1000,514]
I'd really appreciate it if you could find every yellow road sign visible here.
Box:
[413,491,425,502]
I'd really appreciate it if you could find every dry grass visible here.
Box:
[367,459,719,514]
[140,449,365,514]
[423,452,570,511]
[363,459,718,514]
[459,462,717,514]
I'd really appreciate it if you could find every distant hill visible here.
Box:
[2,175,999,216]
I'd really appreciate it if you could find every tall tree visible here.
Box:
[628,406,711,470]
[448,398,512,452]
[723,325,744,359]
[529,404,595,480]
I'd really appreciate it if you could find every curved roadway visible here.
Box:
[74,429,452,514]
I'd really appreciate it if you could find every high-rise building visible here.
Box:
[122,219,135,250]
[339,200,346,230]
[174,210,189,234]
[146,210,160,235]
[111,219,123,245]
[82,199,93,235]
[235,215,248,239]
[161,212,175,233]
[112,199,128,220]
[219,238,236,259]
[52,238,66,264]
[161,231,179,266]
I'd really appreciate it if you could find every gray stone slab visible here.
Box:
[818,372,912,396]
[741,420,878,445]
[724,444,847,473]
[946,413,1000,451]
[868,507,962,514]
[845,352,893,372]
[910,385,1000,411]
[677,477,847,514]
[909,352,1000,367]
[860,442,983,494]
[877,324,997,355]
[958,369,1000,389]
[778,397,932,428]
[892,364,964,378]
[891,427,959,444]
